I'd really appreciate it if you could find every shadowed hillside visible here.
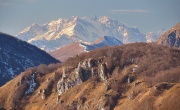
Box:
[0,33,59,86]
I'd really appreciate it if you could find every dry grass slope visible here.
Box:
[0,43,180,110]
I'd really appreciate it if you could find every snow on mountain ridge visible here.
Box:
[50,36,123,62]
[17,16,146,52]
[80,36,123,51]
[146,29,166,43]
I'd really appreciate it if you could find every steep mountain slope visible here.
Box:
[0,43,180,110]
[16,16,146,51]
[50,42,84,62]
[50,36,123,61]
[157,22,180,48]
[0,33,59,86]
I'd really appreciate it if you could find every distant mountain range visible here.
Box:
[146,29,165,43]
[157,22,180,48]
[50,36,123,61]
[16,16,146,52]
[0,33,59,86]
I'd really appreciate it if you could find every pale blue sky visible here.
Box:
[0,0,180,35]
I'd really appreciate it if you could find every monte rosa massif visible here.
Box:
[16,16,151,52]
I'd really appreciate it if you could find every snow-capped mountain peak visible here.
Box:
[19,23,41,34]
[146,29,166,43]
[16,16,146,52]
[98,16,110,23]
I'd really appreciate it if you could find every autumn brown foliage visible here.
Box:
[1,43,180,110]
[63,43,180,76]
[63,43,180,89]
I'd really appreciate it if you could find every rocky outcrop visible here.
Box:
[56,65,86,96]
[25,74,36,94]
[41,89,46,100]
[57,58,109,96]
[1,43,180,110]
[99,63,108,81]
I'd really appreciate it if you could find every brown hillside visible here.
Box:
[0,43,180,110]
[50,42,85,62]
[157,22,180,48]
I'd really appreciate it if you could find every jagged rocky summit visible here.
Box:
[57,58,108,96]
[16,16,146,51]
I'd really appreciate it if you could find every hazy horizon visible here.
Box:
[0,0,180,36]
